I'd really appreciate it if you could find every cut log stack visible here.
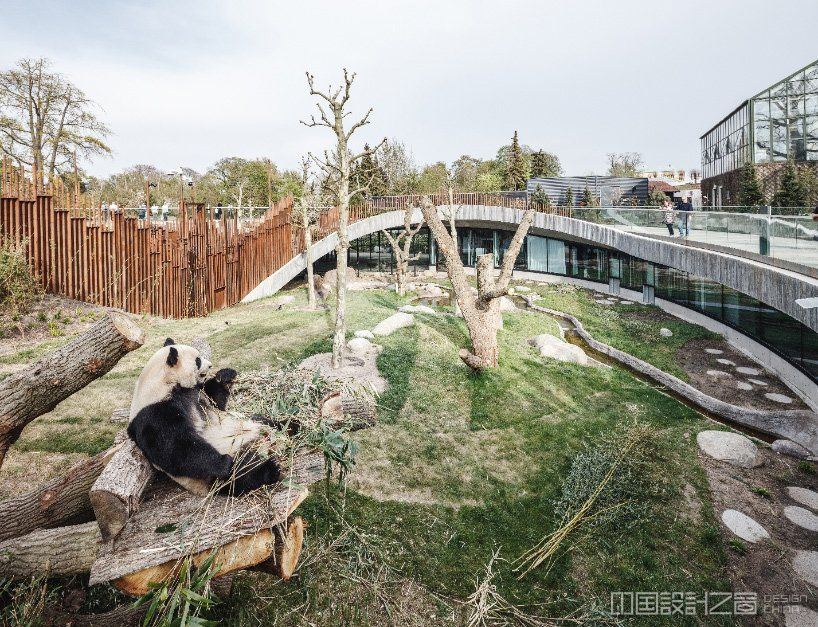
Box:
[0,319,376,620]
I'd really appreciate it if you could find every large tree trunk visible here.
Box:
[89,439,154,542]
[0,521,101,577]
[0,441,124,543]
[331,181,349,369]
[0,311,144,468]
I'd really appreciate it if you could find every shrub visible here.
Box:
[0,239,41,325]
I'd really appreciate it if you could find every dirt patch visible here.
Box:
[677,338,810,411]
[0,294,105,357]
[699,444,818,625]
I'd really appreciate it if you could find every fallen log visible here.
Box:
[0,441,124,543]
[255,515,305,580]
[0,521,101,577]
[90,449,325,591]
[0,311,144,469]
[89,439,154,542]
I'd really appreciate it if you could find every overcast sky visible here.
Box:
[3,0,817,178]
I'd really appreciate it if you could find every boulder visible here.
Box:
[704,348,724,355]
[346,337,374,355]
[372,312,415,337]
[528,334,590,366]
[773,440,813,460]
[784,506,818,532]
[792,551,818,587]
[515,286,531,293]
[706,370,731,378]
[399,304,436,315]
[787,487,818,511]
[659,327,673,337]
[272,294,295,308]
[354,330,375,340]
[736,381,753,391]
[721,509,770,543]
[696,430,762,468]
[420,284,444,297]
[499,296,517,312]
[323,267,357,286]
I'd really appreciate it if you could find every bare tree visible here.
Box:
[292,158,324,309]
[0,58,111,184]
[606,152,643,178]
[302,69,385,368]
[420,196,533,371]
[381,204,424,296]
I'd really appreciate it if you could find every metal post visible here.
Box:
[759,205,771,256]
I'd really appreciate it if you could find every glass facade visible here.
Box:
[335,226,818,383]
[702,59,818,177]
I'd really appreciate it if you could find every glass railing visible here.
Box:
[568,207,818,270]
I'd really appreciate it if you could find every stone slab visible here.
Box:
[721,509,770,543]
[792,551,818,587]
[659,327,673,337]
[788,487,818,511]
[736,366,762,376]
[705,348,724,355]
[765,392,794,404]
[784,506,818,532]
[372,312,415,337]
[697,430,761,468]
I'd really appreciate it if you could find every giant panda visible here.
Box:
[126,338,281,496]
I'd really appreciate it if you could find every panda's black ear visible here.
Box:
[166,346,179,367]
[163,338,176,346]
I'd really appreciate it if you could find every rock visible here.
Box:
[399,304,436,315]
[659,327,673,337]
[420,284,444,297]
[595,299,612,305]
[272,294,295,308]
[773,440,813,460]
[323,267,357,286]
[354,330,375,339]
[696,430,762,468]
[515,286,531,293]
[765,392,793,404]
[784,506,818,532]
[785,605,818,627]
[499,296,517,312]
[348,280,389,291]
[749,378,768,386]
[528,334,590,366]
[720,509,770,543]
[529,293,542,301]
[716,358,736,366]
[346,337,374,355]
[704,348,724,355]
[298,351,386,394]
[737,381,753,391]
[788,487,818,511]
[736,366,762,376]
[372,312,415,337]
[620,300,634,305]
[792,551,818,587]
[706,370,731,377]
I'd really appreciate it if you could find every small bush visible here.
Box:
[0,239,41,323]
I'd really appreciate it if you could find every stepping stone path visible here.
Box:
[372,312,414,337]
[595,299,611,305]
[721,509,770,543]
[706,370,731,377]
[784,506,818,532]
[765,392,794,404]
[705,348,724,355]
[659,327,673,337]
[788,487,818,511]
[773,441,813,460]
[716,358,736,366]
[792,551,818,587]
[749,378,768,386]
[399,304,436,315]
[354,330,375,339]
[785,606,818,627]
[736,366,762,376]
[697,430,762,468]
[737,381,753,391]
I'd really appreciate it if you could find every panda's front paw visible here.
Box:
[216,453,234,479]
[227,456,281,495]
[214,368,238,386]
[258,457,281,485]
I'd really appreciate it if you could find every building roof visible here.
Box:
[648,180,677,192]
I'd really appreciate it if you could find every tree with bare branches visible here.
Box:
[302,69,385,368]
[420,195,533,370]
[0,58,111,184]
[381,204,424,297]
[292,158,325,309]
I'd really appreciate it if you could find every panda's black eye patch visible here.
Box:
[196,357,201,369]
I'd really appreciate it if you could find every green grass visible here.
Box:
[6,283,733,625]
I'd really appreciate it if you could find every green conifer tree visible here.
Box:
[581,185,595,207]
[505,131,527,191]
[737,161,765,207]
[772,161,808,208]
[564,187,574,207]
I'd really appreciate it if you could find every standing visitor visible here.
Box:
[677,195,692,238]
[215,202,222,220]
[662,198,675,236]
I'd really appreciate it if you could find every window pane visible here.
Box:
[723,287,761,337]
[802,325,818,378]
[527,235,548,272]
[688,275,723,319]
[760,306,802,362]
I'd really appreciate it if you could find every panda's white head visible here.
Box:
[128,338,213,420]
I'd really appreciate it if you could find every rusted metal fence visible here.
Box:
[1,158,570,318]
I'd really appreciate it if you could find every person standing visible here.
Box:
[676,195,692,238]
[662,198,675,236]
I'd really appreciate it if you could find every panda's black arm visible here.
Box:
[202,368,238,411]
[128,404,233,481]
